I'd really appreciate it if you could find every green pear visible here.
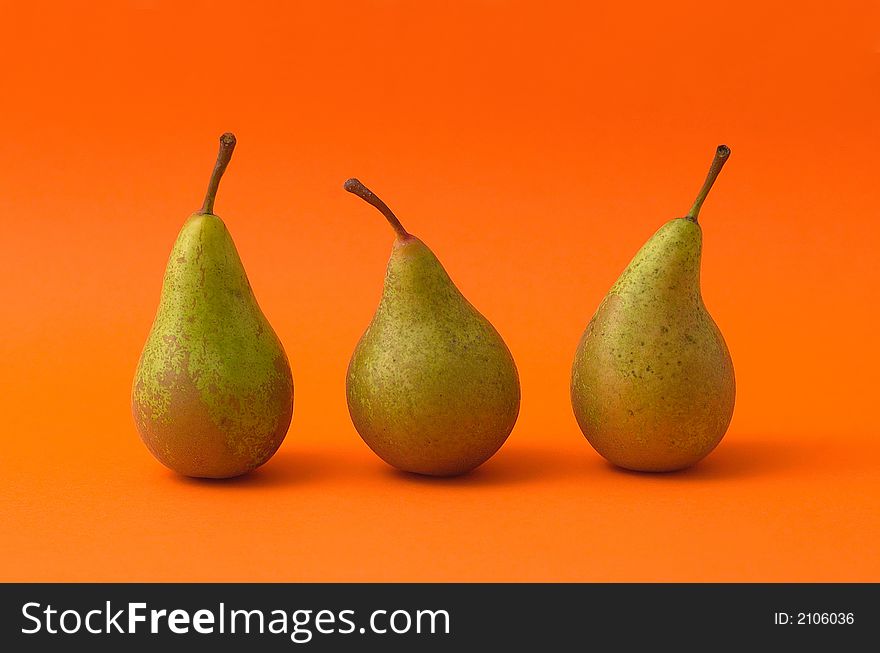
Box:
[571,146,735,472]
[343,179,520,476]
[132,133,293,478]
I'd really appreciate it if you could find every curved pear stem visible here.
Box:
[344,178,410,239]
[686,145,730,223]
[200,132,237,215]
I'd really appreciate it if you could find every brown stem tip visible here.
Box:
[686,144,730,223]
[200,132,237,215]
[344,178,410,239]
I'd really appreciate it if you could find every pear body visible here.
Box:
[347,237,520,476]
[571,218,734,471]
[132,213,293,478]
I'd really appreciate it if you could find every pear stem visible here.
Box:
[344,178,410,239]
[686,145,730,223]
[200,132,237,215]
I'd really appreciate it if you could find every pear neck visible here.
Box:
[384,239,455,295]
[614,219,702,301]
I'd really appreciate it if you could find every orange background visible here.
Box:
[1,1,878,582]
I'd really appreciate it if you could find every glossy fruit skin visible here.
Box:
[132,212,293,478]
[347,236,520,476]
[571,218,734,472]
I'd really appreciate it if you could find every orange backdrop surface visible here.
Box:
[1,1,878,582]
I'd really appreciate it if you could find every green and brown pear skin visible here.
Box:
[132,134,293,479]
[571,146,735,472]
[344,179,520,477]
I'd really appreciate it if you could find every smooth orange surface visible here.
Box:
[1,1,878,582]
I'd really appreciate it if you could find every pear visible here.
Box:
[132,133,293,478]
[571,146,735,472]
[343,179,520,476]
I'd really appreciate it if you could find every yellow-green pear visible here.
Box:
[571,146,735,472]
[132,134,293,478]
[344,179,520,476]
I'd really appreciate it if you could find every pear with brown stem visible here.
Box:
[571,146,735,472]
[132,133,294,478]
[344,179,520,476]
